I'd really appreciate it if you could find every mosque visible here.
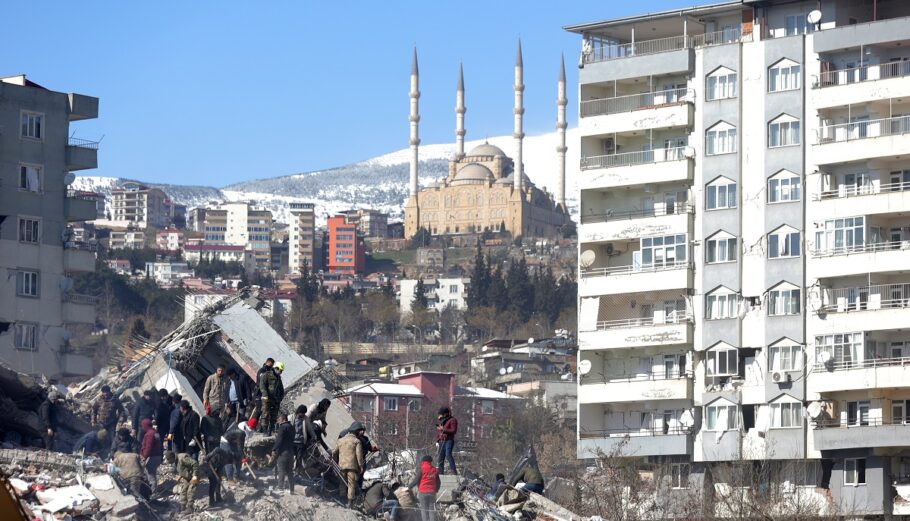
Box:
[403,42,570,239]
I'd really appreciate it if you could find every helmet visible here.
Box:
[275,362,285,371]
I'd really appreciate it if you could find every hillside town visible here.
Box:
[5,0,910,520]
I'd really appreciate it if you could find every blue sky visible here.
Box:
[4,1,693,187]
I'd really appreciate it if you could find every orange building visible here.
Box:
[327,215,365,274]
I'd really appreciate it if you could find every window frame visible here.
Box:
[18,164,43,193]
[770,400,803,429]
[844,458,866,486]
[20,110,44,140]
[769,116,801,148]
[706,289,740,320]
[706,177,737,210]
[706,233,738,264]
[706,68,738,101]
[481,399,495,415]
[706,345,738,377]
[768,342,802,371]
[14,322,38,351]
[383,397,399,411]
[769,60,802,92]
[705,402,739,431]
[768,286,801,316]
[16,270,39,298]
[768,227,801,259]
[669,463,690,489]
[706,123,738,156]
[18,217,40,244]
[768,172,801,203]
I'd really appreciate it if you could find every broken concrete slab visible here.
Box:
[437,474,464,503]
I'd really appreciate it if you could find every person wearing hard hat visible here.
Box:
[259,360,286,435]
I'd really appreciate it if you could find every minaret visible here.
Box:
[409,47,420,198]
[513,39,525,192]
[455,63,466,158]
[556,54,568,210]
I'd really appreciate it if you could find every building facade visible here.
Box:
[108,229,146,250]
[155,228,184,252]
[183,244,256,274]
[327,215,365,274]
[403,47,570,239]
[202,202,272,271]
[570,0,910,516]
[109,182,169,229]
[288,202,316,274]
[0,74,99,378]
[340,208,389,238]
[398,277,469,316]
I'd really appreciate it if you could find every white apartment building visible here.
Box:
[155,228,184,251]
[109,182,169,229]
[398,277,469,316]
[108,229,146,250]
[0,75,99,378]
[144,261,193,286]
[202,201,272,271]
[569,0,910,516]
[288,202,316,274]
[183,244,256,274]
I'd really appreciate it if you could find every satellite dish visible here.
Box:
[59,277,74,292]
[63,172,76,186]
[679,410,695,427]
[481,345,488,352]
[499,367,507,376]
[817,351,833,367]
[580,249,596,268]
[807,10,822,24]
[528,338,535,344]
[398,368,406,375]
[578,359,592,375]
[683,146,696,159]
[807,401,824,419]
[506,366,514,374]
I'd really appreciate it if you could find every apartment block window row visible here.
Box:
[769,226,801,259]
[706,344,738,377]
[706,177,736,210]
[639,234,688,268]
[768,285,801,316]
[768,171,801,202]
[706,232,737,263]
[815,332,864,365]
[815,217,864,254]
[769,59,801,92]
[770,400,803,428]
[768,341,802,371]
[706,288,740,320]
[20,111,43,139]
[706,67,737,101]
[706,122,737,155]
[769,114,801,147]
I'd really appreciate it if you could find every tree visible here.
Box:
[466,242,490,309]
[487,268,509,311]
[319,298,360,343]
[506,257,533,322]
[410,227,432,249]
[363,292,399,341]
[406,307,436,345]
[412,278,429,311]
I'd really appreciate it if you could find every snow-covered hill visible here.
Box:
[73,129,580,226]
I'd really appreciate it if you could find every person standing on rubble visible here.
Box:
[253,357,275,424]
[393,481,419,521]
[173,451,200,514]
[292,405,309,474]
[203,364,229,415]
[408,455,440,521]
[226,368,252,422]
[38,391,63,451]
[140,418,163,491]
[91,385,125,440]
[176,400,201,458]
[131,389,157,436]
[273,412,296,493]
[333,421,365,508]
[166,392,183,454]
[223,418,255,481]
[156,388,173,443]
[259,361,285,435]
[203,445,229,507]
[200,405,224,454]
[435,407,458,476]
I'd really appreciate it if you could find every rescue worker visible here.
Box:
[38,391,63,451]
[253,358,275,423]
[131,389,157,435]
[273,413,295,493]
[114,427,140,454]
[409,455,440,521]
[173,451,200,513]
[226,368,252,421]
[363,481,396,519]
[203,446,229,507]
[332,421,365,508]
[223,418,255,481]
[155,388,173,442]
[259,361,285,435]
[202,364,228,414]
[91,385,125,437]
[113,450,150,500]
[72,429,110,459]
[176,400,200,457]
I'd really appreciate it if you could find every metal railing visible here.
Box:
[62,292,100,305]
[813,355,910,372]
[821,282,910,313]
[64,240,99,252]
[815,60,910,88]
[581,146,687,170]
[581,203,694,224]
[813,417,910,429]
[594,312,692,331]
[690,28,744,48]
[815,179,910,200]
[590,368,689,383]
[813,239,910,258]
[579,425,690,439]
[581,261,691,279]
[816,115,910,144]
[68,137,100,150]
[580,88,693,118]
[581,29,746,64]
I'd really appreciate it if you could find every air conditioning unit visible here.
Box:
[605,243,615,255]
[770,371,790,383]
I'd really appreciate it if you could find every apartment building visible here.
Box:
[187,207,206,232]
[569,0,910,516]
[155,228,184,252]
[144,261,193,286]
[327,215,365,275]
[202,202,272,271]
[108,229,146,250]
[183,244,256,274]
[288,202,316,274]
[0,75,99,378]
[398,277,469,316]
[109,182,168,229]
[340,208,389,238]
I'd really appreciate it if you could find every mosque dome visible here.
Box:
[451,163,494,185]
[467,143,506,158]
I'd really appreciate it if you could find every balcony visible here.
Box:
[580,88,693,135]
[62,293,97,324]
[813,418,910,451]
[812,61,910,108]
[814,116,910,164]
[579,313,693,350]
[63,245,96,272]
[580,204,693,242]
[579,371,691,404]
[813,180,910,217]
[579,147,693,190]
[809,356,910,393]
[811,240,910,278]
[64,193,98,222]
[65,138,99,171]
[577,426,691,458]
[66,93,99,121]
[579,262,692,297]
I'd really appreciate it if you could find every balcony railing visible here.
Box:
[68,137,100,150]
[813,355,910,372]
[581,29,746,64]
[814,60,910,88]
[64,240,99,252]
[821,282,910,313]
[62,292,100,305]
[814,180,910,200]
[594,311,691,331]
[816,115,910,144]
[813,418,910,429]
[581,146,687,170]
[580,88,693,118]
[592,368,689,383]
[813,239,910,258]
[581,203,694,224]
[579,425,690,439]
[581,261,691,279]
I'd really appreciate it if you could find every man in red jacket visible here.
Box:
[139,418,163,491]
[434,407,458,475]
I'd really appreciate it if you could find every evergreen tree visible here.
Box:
[487,267,509,312]
[467,242,490,308]
[296,259,319,303]
[381,278,395,298]
[412,278,430,310]
[533,266,559,325]
[506,257,534,322]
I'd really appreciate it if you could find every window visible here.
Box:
[383,422,399,436]
[768,286,800,316]
[16,270,39,298]
[20,111,43,139]
[384,397,398,411]
[14,323,37,351]
[815,217,864,254]
[481,400,495,415]
[706,68,737,101]
[706,289,739,320]
[706,233,737,263]
[19,165,41,192]
[893,400,909,425]
[844,458,866,486]
[846,400,870,426]
[706,123,737,155]
[769,115,801,147]
[449,285,458,294]
[769,60,801,92]
[785,14,814,36]
[638,234,687,270]
[409,400,421,412]
[770,400,803,428]
[706,178,737,210]
[816,333,864,366]
[353,396,372,413]
[706,403,738,430]
[669,463,689,489]
[18,218,39,243]
[768,227,801,259]
[769,342,801,371]
[706,345,738,377]
[768,172,801,203]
